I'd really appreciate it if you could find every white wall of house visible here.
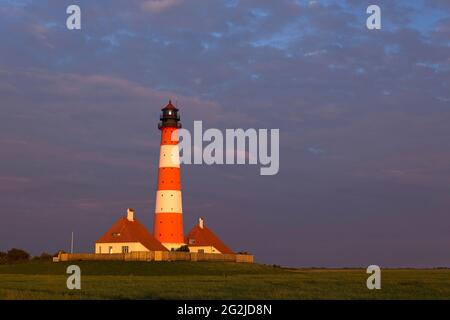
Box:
[95,242,149,254]
[188,245,221,254]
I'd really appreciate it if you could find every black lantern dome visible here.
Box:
[158,100,181,129]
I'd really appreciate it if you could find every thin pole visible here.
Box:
[71,232,74,254]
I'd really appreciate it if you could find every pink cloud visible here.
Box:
[0,176,32,192]
[141,0,183,13]
[2,68,238,130]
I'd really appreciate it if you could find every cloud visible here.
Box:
[141,0,183,13]
[307,147,326,155]
[0,176,31,191]
[426,0,450,8]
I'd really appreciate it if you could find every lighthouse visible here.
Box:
[154,101,185,251]
[93,100,243,258]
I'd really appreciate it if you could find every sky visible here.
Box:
[0,0,449,267]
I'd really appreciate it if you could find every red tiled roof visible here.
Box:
[96,216,168,251]
[185,224,234,254]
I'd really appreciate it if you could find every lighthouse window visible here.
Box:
[168,111,172,115]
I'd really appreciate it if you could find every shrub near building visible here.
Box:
[0,248,31,263]
[0,251,7,264]
[33,252,53,261]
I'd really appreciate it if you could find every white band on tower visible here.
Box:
[159,145,180,168]
[155,190,183,213]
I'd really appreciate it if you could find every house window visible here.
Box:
[99,246,102,254]
[198,249,205,254]
[108,246,113,254]
[188,238,196,245]
[122,246,129,253]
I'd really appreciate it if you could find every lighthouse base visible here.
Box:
[162,242,186,251]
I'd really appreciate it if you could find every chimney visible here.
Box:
[127,208,135,222]
[199,217,204,229]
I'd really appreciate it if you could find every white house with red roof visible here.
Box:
[95,208,167,254]
[185,218,234,254]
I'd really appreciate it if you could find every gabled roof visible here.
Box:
[185,223,234,254]
[96,216,168,251]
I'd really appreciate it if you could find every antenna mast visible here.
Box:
[70,231,74,254]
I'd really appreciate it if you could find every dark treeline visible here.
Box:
[0,248,64,264]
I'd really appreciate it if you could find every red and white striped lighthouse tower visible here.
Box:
[154,101,185,250]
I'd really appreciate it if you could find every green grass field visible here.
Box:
[0,261,449,299]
